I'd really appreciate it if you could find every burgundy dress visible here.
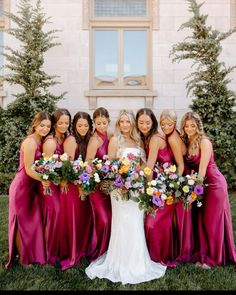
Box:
[185,149,236,266]
[145,135,194,267]
[38,137,62,265]
[59,135,93,270]
[6,137,46,268]
[87,131,112,261]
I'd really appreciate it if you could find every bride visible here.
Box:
[85,110,167,285]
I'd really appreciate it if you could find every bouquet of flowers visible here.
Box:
[175,173,205,209]
[73,155,101,200]
[99,153,145,201]
[32,154,61,195]
[55,153,79,193]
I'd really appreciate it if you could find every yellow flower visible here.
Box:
[166,196,174,205]
[144,166,152,176]
[122,158,130,166]
[169,165,177,173]
[96,163,102,170]
[183,185,190,193]
[146,187,154,195]
[122,165,130,173]
[191,192,197,200]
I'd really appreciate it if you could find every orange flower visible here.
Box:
[166,196,174,205]
[191,192,197,200]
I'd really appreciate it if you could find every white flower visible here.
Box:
[139,171,144,176]
[52,154,59,159]
[42,174,49,180]
[60,153,68,161]
[161,194,167,200]
[94,173,101,183]
[188,179,195,186]
[197,201,202,207]
[151,180,157,186]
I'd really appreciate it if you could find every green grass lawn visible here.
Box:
[0,193,236,291]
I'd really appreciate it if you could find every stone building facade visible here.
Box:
[1,0,236,128]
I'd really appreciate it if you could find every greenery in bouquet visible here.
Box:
[73,155,101,200]
[32,153,61,195]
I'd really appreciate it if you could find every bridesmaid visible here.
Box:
[6,111,52,268]
[39,108,71,266]
[85,107,112,261]
[180,111,236,268]
[136,108,192,267]
[59,111,93,270]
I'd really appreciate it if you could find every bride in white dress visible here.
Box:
[85,110,167,285]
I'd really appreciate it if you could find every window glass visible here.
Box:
[94,30,118,87]
[123,30,147,86]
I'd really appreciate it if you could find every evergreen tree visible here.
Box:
[0,0,66,193]
[170,0,236,188]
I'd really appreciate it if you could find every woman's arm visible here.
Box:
[23,138,45,181]
[145,135,162,180]
[63,136,77,160]
[198,138,212,179]
[108,136,118,160]
[168,133,185,176]
[85,136,99,163]
[42,138,57,157]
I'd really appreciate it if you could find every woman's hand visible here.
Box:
[60,180,69,193]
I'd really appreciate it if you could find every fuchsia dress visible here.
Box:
[145,134,194,267]
[185,147,236,266]
[6,137,46,268]
[87,131,112,261]
[59,135,93,270]
[38,137,62,265]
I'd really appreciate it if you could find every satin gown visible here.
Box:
[6,137,46,268]
[145,136,194,267]
[87,131,112,261]
[38,137,62,265]
[59,135,93,270]
[85,147,167,285]
[185,148,236,266]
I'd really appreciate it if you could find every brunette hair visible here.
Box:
[93,107,110,123]
[136,108,158,146]
[28,111,52,135]
[51,108,72,136]
[72,111,93,160]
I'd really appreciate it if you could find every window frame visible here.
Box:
[89,0,153,91]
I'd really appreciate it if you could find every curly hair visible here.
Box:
[180,112,205,152]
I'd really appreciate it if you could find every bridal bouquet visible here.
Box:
[32,154,61,195]
[103,153,146,201]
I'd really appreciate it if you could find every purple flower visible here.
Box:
[194,184,204,195]
[101,165,109,173]
[152,196,164,208]
[113,178,123,188]
[79,172,90,182]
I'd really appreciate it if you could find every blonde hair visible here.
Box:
[180,112,205,151]
[115,109,143,149]
[28,111,52,135]
[160,109,177,125]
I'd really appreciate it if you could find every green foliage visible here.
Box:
[0,194,236,290]
[0,0,66,177]
[170,0,236,188]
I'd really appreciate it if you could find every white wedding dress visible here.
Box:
[85,147,167,285]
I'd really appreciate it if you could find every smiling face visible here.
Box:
[94,116,109,134]
[55,114,70,135]
[35,119,51,137]
[137,114,152,136]
[183,119,198,139]
[76,118,90,137]
[119,114,131,135]
[160,118,175,135]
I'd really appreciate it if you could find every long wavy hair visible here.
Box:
[115,109,143,150]
[72,111,93,160]
[180,112,205,152]
[51,108,72,136]
[28,111,52,136]
[136,108,158,147]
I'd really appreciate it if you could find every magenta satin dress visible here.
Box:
[38,137,62,265]
[145,136,194,267]
[87,131,112,261]
[6,138,46,268]
[185,149,236,266]
[59,136,93,270]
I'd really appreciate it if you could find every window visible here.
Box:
[90,0,151,90]
[231,0,236,28]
